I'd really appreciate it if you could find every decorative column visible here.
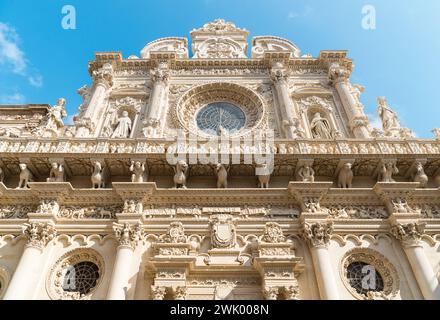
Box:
[3,223,56,300]
[75,63,113,137]
[328,63,370,138]
[390,222,440,300]
[143,63,170,138]
[302,221,340,300]
[270,62,301,139]
[107,223,143,300]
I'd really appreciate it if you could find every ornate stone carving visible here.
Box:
[16,163,33,189]
[92,63,113,87]
[113,223,143,249]
[263,286,279,300]
[57,206,118,219]
[91,161,108,189]
[377,97,401,137]
[110,111,132,138]
[214,163,229,188]
[130,161,147,183]
[377,161,399,183]
[46,248,104,300]
[210,214,236,249]
[140,37,188,59]
[431,128,440,140]
[310,112,333,139]
[296,165,315,182]
[150,67,170,84]
[262,222,286,243]
[173,160,188,189]
[160,222,187,243]
[412,162,428,188]
[340,248,399,300]
[391,198,419,214]
[174,286,187,300]
[252,36,301,59]
[326,205,388,219]
[123,200,143,214]
[23,222,56,249]
[302,222,333,247]
[337,162,353,188]
[256,164,271,188]
[0,205,33,219]
[282,285,300,300]
[328,62,351,83]
[390,222,425,246]
[151,286,167,300]
[47,162,65,182]
[37,200,60,215]
[41,98,67,137]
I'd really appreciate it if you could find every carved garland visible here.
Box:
[46,248,105,300]
[340,248,400,300]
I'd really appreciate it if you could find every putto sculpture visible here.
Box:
[47,162,65,183]
[297,165,315,182]
[378,162,399,183]
[130,161,147,183]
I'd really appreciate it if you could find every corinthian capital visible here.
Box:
[92,63,114,87]
[150,67,170,84]
[270,68,289,84]
[302,222,333,247]
[328,62,351,84]
[390,222,425,247]
[113,222,143,249]
[23,222,56,249]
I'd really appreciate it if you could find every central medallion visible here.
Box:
[196,102,246,135]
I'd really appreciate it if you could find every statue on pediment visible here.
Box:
[111,111,132,138]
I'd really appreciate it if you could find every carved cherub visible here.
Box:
[378,162,399,183]
[47,162,65,182]
[17,163,33,189]
[130,161,147,183]
[297,165,315,182]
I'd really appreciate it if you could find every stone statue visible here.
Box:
[350,84,365,107]
[283,118,305,138]
[215,164,230,189]
[91,161,107,189]
[377,97,400,135]
[46,98,67,134]
[412,162,428,188]
[173,160,188,189]
[256,163,270,188]
[337,163,353,188]
[111,111,132,138]
[310,112,332,139]
[130,161,146,183]
[17,163,33,189]
[431,128,440,140]
[378,162,399,183]
[47,162,65,182]
[297,165,315,182]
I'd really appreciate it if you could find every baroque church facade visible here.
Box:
[0,19,440,300]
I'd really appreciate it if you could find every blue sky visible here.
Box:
[0,0,439,137]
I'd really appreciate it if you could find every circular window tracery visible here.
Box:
[340,248,399,300]
[175,82,266,138]
[196,102,246,135]
[46,249,104,300]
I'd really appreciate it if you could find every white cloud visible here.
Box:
[0,22,43,87]
[0,93,25,104]
[0,22,26,75]
[29,75,43,87]
[287,6,313,19]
